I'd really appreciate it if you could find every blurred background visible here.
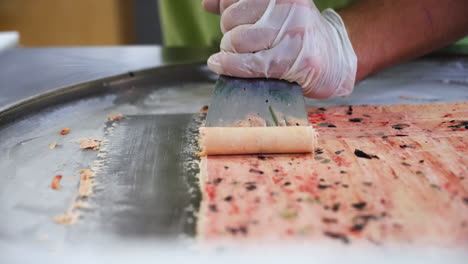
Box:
[0,0,466,51]
[0,0,162,46]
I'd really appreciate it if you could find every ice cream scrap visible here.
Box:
[53,115,116,225]
[49,141,57,149]
[53,211,79,225]
[53,169,96,225]
[72,200,90,209]
[60,128,71,135]
[50,174,62,190]
[233,114,267,127]
[78,169,95,198]
[107,114,124,121]
[79,137,103,150]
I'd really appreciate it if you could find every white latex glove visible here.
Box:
[205,0,357,99]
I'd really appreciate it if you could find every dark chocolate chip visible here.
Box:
[318,184,331,189]
[249,169,264,175]
[346,105,353,115]
[246,184,257,191]
[213,178,223,185]
[354,149,379,159]
[318,122,337,128]
[238,225,248,235]
[227,227,238,235]
[392,123,410,130]
[363,181,373,186]
[352,202,367,210]
[323,231,350,244]
[209,204,218,212]
[322,217,338,224]
[332,203,341,212]
[351,214,379,232]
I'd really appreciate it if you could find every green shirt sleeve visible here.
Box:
[159,0,222,47]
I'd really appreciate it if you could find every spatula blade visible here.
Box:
[206,76,308,127]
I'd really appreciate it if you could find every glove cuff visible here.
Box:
[321,8,358,97]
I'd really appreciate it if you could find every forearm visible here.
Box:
[339,0,468,81]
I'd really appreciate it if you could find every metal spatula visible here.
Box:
[206,76,308,127]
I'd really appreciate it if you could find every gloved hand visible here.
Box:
[202,0,357,99]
